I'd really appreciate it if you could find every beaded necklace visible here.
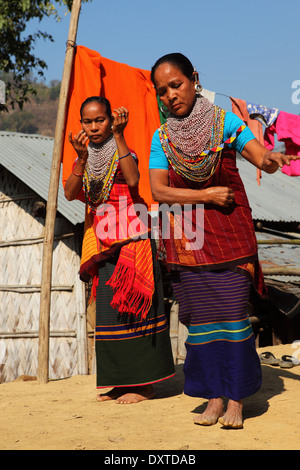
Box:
[167,96,215,157]
[86,133,117,177]
[159,103,225,182]
[83,134,119,208]
[159,107,246,183]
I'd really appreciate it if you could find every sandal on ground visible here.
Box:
[259,351,280,366]
[279,355,300,368]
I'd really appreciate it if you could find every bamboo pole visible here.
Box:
[38,0,82,384]
[262,267,300,276]
[257,239,300,245]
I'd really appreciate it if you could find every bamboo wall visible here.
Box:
[0,168,87,383]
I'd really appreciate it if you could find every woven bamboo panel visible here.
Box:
[0,338,39,381]
[0,337,79,382]
[0,167,86,383]
[0,290,77,333]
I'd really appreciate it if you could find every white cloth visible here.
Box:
[200,88,215,103]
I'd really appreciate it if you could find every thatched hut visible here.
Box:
[0,131,89,383]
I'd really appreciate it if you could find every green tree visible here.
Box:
[49,80,61,100]
[1,110,39,134]
[0,0,91,111]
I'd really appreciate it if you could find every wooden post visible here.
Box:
[38,0,82,384]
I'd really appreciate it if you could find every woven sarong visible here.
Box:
[95,239,175,388]
[80,183,154,318]
[171,269,262,400]
[159,148,267,297]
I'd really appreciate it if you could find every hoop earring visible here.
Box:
[195,83,202,95]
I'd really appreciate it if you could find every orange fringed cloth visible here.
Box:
[61,45,161,208]
[80,181,154,319]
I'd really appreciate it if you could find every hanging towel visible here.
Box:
[201,88,216,103]
[230,97,264,184]
[264,111,300,176]
[246,102,279,127]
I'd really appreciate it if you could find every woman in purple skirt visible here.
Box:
[149,53,299,428]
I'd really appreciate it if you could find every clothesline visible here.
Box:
[203,88,282,120]
[204,87,300,121]
[201,87,300,178]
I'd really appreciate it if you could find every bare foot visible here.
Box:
[96,385,155,404]
[193,398,224,426]
[116,385,155,404]
[96,387,127,402]
[218,399,243,429]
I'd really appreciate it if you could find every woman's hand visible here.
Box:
[68,130,89,162]
[242,139,300,174]
[261,150,299,174]
[111,107,129,137]
[65,130,88,201]
[205,186,235,207]
[149,169,235,206]
[110,106,139,187]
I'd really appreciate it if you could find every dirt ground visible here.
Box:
[0,343,299,451]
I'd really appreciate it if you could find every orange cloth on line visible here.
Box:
[230,97,264,186]
[61,45,161,208]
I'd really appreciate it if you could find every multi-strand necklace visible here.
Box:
[167,96,215,157]
[86,133,117,178]
[159,97,226,182]
[83,133,118,208]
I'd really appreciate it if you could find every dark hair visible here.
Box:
[151,53,194,86]
[80,96,112,119]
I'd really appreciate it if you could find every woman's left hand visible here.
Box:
[261,150,299,173]
[111,107,129,136]
[242,139,300,174]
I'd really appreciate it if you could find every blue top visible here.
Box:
[149,111,255,170]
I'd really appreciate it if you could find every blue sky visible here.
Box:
[27,0,299,115]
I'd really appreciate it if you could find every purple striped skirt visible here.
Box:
[171,269,262,400]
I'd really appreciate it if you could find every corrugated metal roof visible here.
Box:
[236,157,300,223]
[0,131,84,225]
[257,231,300,283]
[237,157,300,284]
[0,131,299,225]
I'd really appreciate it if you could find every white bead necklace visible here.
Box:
[86,133,117,178]
[167,96,215,157]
